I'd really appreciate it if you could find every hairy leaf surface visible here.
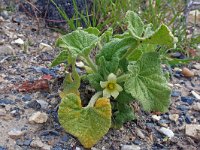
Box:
[56,30,98,57]
[126,11,144,39]
[125,52,171,112]
[58,94,111,148]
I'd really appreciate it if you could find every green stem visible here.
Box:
[85,91,102,108]
[85,55,98,72]
[97,41,102,50]
[117,74,129,83]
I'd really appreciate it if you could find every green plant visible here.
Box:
[52,11,176,148]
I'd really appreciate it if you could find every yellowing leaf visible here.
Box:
[58,93,111,148]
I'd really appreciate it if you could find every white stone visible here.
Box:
[29,112,48,124]
[11,38,24,45]
[185,124,200,140]
[152,115,161,121]
[36,100,48,109]
[30,138,51,150]
[76,61,85,68]
[169,114,179,122]
[159,127,174,138]
[192,102,200,112]
[8,129,24,139]
[191,91,200,100]
[39,43,53,51]
[121,144,141,150]
[76,147,82,150]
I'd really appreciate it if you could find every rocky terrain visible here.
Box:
[0,3,200,150]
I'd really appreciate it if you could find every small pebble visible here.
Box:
[159,127,174,138]
[185,114,192,124]
[36,100,48,110]
[171,91,181,97]
[29,112,48,124]
[135,128,145,139]
[11,38,24,45]
[8,129,24,139]
[191,91,200,100]
[169,114,179,122]
[26,100,41,110]
[39,43,53,51]
[152,115,161,121]
[22,94,32,101]
[193,63,200,70]
[181,67,194,77]
[177,105,189,112]
[181,96,194,105]
[192,102,200,111]
[121,144,141,150]
[185,124,200,140]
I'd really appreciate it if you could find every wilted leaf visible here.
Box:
[125,52,171,112]
[58,93,111,148]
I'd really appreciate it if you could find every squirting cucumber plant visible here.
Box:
[51,11,177,148]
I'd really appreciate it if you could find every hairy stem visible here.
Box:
[85,91,103,108]
[85,55,98,72]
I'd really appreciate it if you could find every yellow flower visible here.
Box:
[100,73,123,99]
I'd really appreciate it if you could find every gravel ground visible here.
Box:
[0,5,200,150]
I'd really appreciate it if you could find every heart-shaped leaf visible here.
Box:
[58,93,111,148]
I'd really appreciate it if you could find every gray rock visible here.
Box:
[0,109,6,116]
[36,100,48,109]
[121,144,141,150]
[193,63,200,70]
[29,112,48,124]
[135,128,145,139]
[8,129,25,139]
[30,138,51,150]
[0,45,15,55]
[192,102,200,111]
[185,124,200,140]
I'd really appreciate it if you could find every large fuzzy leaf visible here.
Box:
[126,11,144,39]
[125,52,171,112]
[56,30,99,57]
[58,93,111,148]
